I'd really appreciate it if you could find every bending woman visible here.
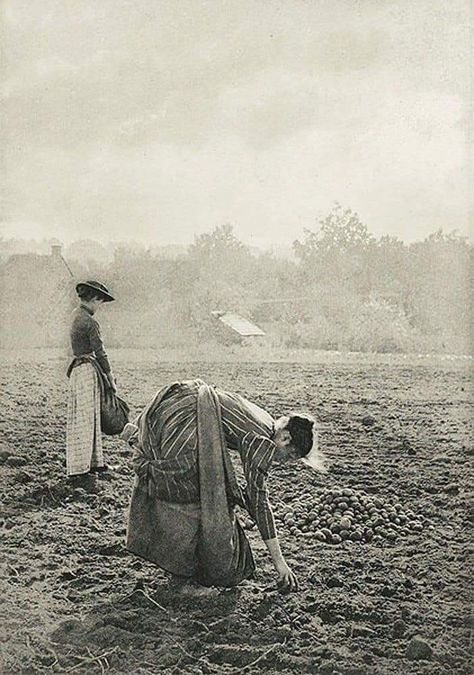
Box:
[122,378,325,594]
[66,280,117,479]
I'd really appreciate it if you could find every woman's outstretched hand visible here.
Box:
[264,538,299,592]
[275,560,299,592]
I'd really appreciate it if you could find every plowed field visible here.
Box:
[1,351,472,674]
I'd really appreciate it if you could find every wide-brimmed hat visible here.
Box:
[76,280,115,302]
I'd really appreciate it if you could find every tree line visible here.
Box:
[72,205,472,353]
[1,205,472,353]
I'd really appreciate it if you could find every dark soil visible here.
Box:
[1,352,472,674]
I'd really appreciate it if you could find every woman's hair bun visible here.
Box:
[287,414,315,457]
[289,414,314,428]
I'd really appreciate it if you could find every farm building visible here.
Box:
[211,310,266,345]
[0,244,76,348]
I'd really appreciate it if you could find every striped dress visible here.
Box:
[133,381,277,541]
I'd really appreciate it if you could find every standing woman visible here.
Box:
[66,280,117,479]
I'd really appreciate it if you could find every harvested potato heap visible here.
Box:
[276,487,425,544]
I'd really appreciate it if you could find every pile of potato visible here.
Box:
[277,487,425,544]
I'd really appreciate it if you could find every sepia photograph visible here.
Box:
[1,1,472,673]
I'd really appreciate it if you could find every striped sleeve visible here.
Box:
[240,431,277,541]
[218,390,274,443]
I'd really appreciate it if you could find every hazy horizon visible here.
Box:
[2,0,472,247]
[1,221,472,255]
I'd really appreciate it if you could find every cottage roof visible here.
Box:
[1,247,74,301]
[3,247,73,277]
[212,311,265,337]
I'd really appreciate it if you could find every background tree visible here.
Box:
[1,211,472,353]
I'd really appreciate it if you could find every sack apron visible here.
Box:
[126,382,255,587]
[67,356,130,436]
[195,384,254,587]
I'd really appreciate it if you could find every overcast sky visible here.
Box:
[1,0,472,246]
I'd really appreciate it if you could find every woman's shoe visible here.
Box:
[90,465,109,473]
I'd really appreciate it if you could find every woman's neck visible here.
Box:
[80,302,95,315]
